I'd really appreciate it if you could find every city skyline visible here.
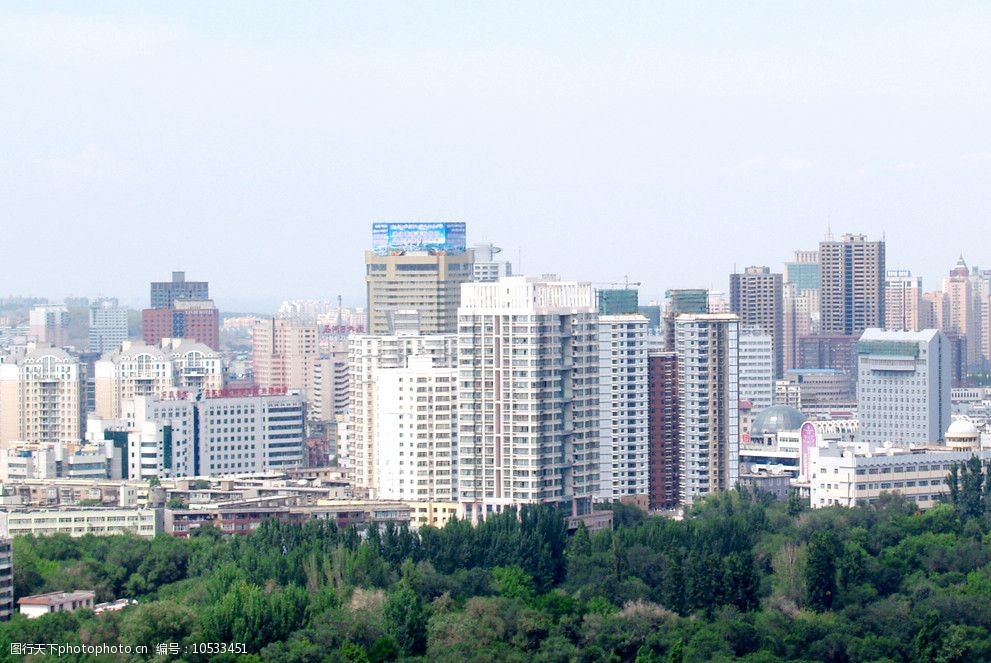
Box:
[2,2,990,310]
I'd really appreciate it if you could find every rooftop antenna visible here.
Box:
[825,219,834,242]
[517,246,522,275]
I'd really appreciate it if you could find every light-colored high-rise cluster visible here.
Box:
[93,339,224,419]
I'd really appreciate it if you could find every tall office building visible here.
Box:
[647,351,679,511]
[457,277,599,518]
[857,329,950,445]
[783,250,821,372]
[0,346,82,447]
[88,298,129,354]
[596,314,649,501]
[142,272,219,350]
[348,333,458,496]
[944,257,980,371]
[674,313,740,506]
[142,301,220,350]
[365,223,474,335]
[819,234,885,336]
[730,266,783,377]
[471,243,512,282]
[150,271,209,309]
[884,270,923,331]
[375,355,458,501]
[738,328,774,411]
[93,339,224,419]
[662,289,708,351]
[28,305,69,348]
[784,250,821,292]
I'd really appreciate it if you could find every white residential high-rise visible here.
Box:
[857,328,951,445]
[348,334,457,495]
[596,314,649,501]
[738,328,774,412]
[307,353,349,423]
[375,355,458,501]
[0,346,82,447]
[88,298,129,354]
[457,277,599,518]
[675,313,740,506]
[93,339,224,419]
[471,243,513,282]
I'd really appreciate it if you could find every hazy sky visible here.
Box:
[2,2,989,312]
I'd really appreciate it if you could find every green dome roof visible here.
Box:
[751,405,806,436]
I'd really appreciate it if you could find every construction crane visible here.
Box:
[591,276,642,289]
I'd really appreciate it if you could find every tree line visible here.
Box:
[3,458,991,661]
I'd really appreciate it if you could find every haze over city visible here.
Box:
[2,1,990,311]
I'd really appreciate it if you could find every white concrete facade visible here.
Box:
[348,334,457,495]
[857,328,951,445]
[109,392,306,478]
[675,313,740,506]
[375,356,457,501]
[810,442,991,509]
[457,277,599,517]
[596,314,649,500]
[738,329,775,412]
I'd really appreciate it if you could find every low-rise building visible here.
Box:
[18,591,95,619]
[809,442,991,509]
[163,500,412,537]
[0,508,162,538]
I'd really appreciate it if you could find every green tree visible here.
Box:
[382,582,427,656]
[722,552,760,611]
[492,565,536,603]
[805,530,839,611]
[119,600,196,650]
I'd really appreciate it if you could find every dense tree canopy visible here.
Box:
[4,474,991,661]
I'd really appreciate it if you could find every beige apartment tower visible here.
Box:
[251,319,319,390]
[884,270,923,331]
[943,256,980,370]
[0,346,82,447]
